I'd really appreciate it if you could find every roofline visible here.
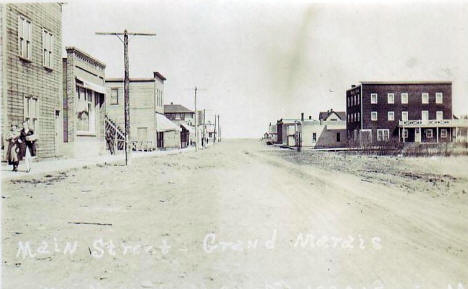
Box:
[153,72,166,81]
[105,78,155,83]
[65,46,106,68]
[359,80,451,85]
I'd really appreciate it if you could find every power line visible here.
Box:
[95,29,155,165]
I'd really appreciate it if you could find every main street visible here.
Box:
[2,140,467,289]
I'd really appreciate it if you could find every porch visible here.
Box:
[398,119,468,143]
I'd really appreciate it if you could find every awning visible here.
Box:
[76,77,106,94]
[156,113,181,132]
[180,122,195,134]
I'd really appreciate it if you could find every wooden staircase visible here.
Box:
[104,115,125,154]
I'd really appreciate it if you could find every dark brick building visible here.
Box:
[346,81,454,145]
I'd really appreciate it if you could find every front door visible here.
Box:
[415,128,421,143]
[55,110,61,155]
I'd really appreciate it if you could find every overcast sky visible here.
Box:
[61,0,468,138]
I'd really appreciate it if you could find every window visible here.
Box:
[402,128,408,138]
[426,129,433,138]
[422,92,429,104]
[371,93,378,104]
[440,129,448,138]
[24,97,39,133]
[312,133,317,142]
[377,129,389,141]
[371,111,378,121]
[357,94,360,105]
[402,111,408,121]
[436,111,443,120]
[436,92,443,104]
[18,15,32,60]
[357,112,360,121]
[337,132,341,142]
[111,88,119,105]
[42,29,54,68]
[401,93,408,104]
[76,87,96,134]
[388,111,394,121]
[387,93,394,104]
[422,110,429,121]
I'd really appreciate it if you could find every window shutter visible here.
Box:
[18,16,22,55]
[50,34,54,68]
[27,21,32,59]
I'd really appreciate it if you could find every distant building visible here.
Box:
[164,102,195,125]
[164,102,195,148]
[1,3,63,158]
[276,118,299,146]
[105,72,180,150]
[300,109,346,148]
[62,47,106,157]
[346,81,468,145]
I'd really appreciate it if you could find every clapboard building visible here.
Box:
[1,3,63,158]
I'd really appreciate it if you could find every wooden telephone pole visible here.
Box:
[194,86,198,151]
[96,30,155,165]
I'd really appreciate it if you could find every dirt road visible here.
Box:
[2,140,467,289]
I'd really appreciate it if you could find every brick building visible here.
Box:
[346,81,463,145]
[1,3,63,158]
[62,47,106,157]
[105,72,180,150]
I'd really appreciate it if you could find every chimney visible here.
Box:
[330,108,333,112]
[351,84,356,88]
[309,115,312,120]
[171,102,173,105]
[301,113,304,121]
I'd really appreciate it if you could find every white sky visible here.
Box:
[61,0,468,138]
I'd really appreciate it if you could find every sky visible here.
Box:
[60,0,468,138]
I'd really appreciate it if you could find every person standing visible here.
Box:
[18,120,37,173]
[6,123,20,171]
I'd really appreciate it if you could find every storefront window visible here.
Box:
[76,86,96,134]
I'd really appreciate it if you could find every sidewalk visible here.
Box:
[1,146,195,180]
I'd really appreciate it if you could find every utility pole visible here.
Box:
[217,114,221,142]
[213,114,217,144]
[194,86,198,151]
[203,108,206,148]
[96,30,155,165]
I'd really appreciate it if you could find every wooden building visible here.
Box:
[1,3,63,158]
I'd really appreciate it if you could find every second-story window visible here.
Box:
[436,111,443,120]
[436,92,443,104]
[388,111,394,121]
[422,92,429,104]
[401,92,408,104]
[371,111,378,121]
[18,15,32,60]
[111,88,119,105]
[42,29,54,69]
[402,111,408,121]
[387,93,394,104]
[371,93,378,104]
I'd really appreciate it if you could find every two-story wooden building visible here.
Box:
[1,3,63,158]
[164,103,195,148]
[105,72,180,151]
[62,47,106,157]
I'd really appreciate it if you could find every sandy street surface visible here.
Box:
[2,139,468,289]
